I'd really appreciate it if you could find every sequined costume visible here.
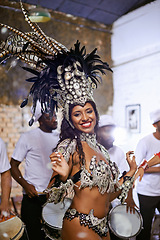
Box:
[45,133,120,237]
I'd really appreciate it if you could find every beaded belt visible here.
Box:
[64,208,108,237]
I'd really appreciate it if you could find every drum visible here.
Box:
[0,215,25,240]
[108,204,143,239]
[42,198,72,240]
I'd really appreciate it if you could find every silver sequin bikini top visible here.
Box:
[80,155,116,194]
[56,134,119,194]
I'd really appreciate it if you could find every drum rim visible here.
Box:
[11,223,25,240]
[42,205,63,230]
[0,215,18,224]
[42,225,61,240]
[42,199,72,230]
[42,219,62,230]
[108,203,143,239]
[0,216,25,240]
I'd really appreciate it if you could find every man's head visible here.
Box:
[31,101,57,132]
[150,109,160,133]
[38,112,57,132]
[97,115,116,150]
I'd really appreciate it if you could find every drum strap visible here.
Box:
[49,175,62,187]
[49,170,82,187]
[71,170,82,184]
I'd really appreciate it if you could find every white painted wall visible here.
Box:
[111,0,160,152]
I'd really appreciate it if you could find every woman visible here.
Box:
[0,3,137,239]
[47,101,137,240]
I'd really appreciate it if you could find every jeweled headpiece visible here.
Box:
[0,1,112,126]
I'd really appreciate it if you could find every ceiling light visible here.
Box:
[28,7,51,22]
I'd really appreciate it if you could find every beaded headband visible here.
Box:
[0,1,112,126]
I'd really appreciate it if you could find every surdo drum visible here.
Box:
[0,215,25,240]
[108,204,143,239]
[42,198,72,240]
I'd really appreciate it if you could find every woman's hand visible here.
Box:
[134,167,144,182]
[50,152,70,182]
[125,189,138,214]
[126,151,137,173]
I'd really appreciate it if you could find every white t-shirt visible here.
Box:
[108,145,129,207]
[12,128,59,193]
[0,137,10,173]
[108,145,129,175]
[135,133,160,196]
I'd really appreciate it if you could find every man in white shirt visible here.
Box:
[97,115,133,240]
[97,114,129,178]
[135,109,160,240]
[0,137,11,219]
[10,101,59,240]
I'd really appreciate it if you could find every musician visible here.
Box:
[10,102,59,240]
[97,115,136,240]
[135,108,160,240]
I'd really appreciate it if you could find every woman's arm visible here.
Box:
[44,152,74,204]
[110,151,137,203]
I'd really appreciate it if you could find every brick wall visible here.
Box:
[0,104,37,197]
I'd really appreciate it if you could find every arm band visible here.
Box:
[44,179,74,204]
[138,159,149,171]
[155,152,160,158]
[117,175,134,204]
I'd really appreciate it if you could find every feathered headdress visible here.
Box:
[0,1,112,126]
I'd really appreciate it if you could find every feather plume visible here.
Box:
[0,2,112,126]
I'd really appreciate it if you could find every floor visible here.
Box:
[151,214,160,240]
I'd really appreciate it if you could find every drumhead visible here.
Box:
[42,198,72,229]
[108,204,143,239]
[0,216,25,240]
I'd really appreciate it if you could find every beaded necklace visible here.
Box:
[80,132,110,161]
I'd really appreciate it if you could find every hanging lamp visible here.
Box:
[28,6,51,22]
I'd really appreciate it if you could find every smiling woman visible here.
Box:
[71,102,97,133]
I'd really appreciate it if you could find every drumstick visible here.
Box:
[37,192,47,195]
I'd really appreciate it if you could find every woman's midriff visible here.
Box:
[71,186,110,218]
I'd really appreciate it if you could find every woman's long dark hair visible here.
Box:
[59,101,99,166]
